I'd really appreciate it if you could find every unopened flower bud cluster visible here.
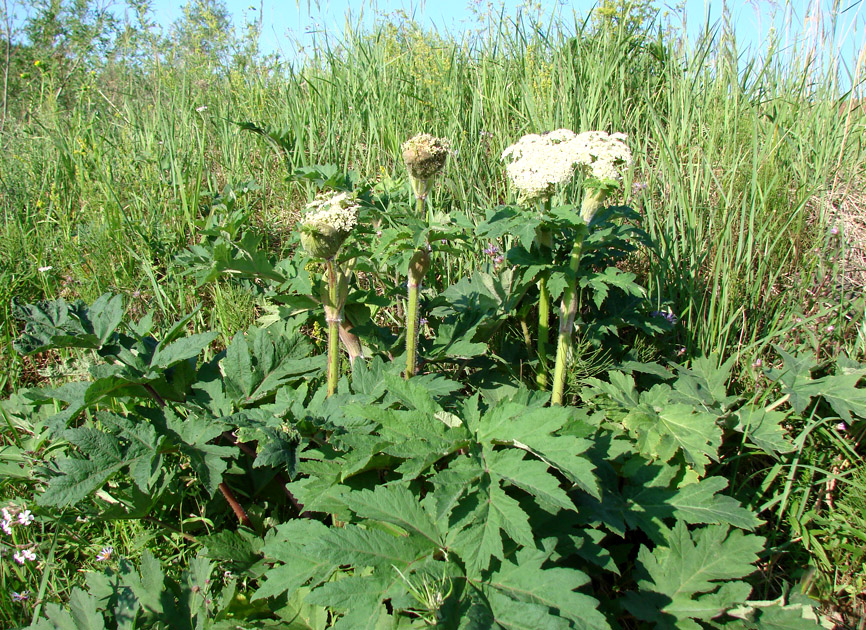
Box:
[301,191,359,234]
[402,133,450,180]
[501,129,632,202]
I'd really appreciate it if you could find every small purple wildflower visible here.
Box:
[752,358,762,368]
[830,226,839,235]
[419,318,428,326]
[11,591,28,603]
[482,243,499,257]
[95,546,113,562]
[494,255,505,264]
[836,422,847,432]
[651,310,677,325]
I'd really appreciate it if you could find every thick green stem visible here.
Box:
[415,193,426,220]
[551,239,584,405]
[338,321,364,366]
[406,247,430,379]
[406,279,420,378]
[406,192,430,379]
[551,189,607,405]
[325,259,340,397]
[537,273,550,389]
[536,223,553,390]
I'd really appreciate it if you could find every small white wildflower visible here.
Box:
[1,507,11,522]
[37,266,52,272]
[13,549,36,564]
[1,519,11,535]
[196,105,208,112]
[95,546,113,562]
[17,510,34,526]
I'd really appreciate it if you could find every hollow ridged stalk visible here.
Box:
[406,245,430,379]
[550,240,583,405]
[405,186,431,379]
[536,221,553,390]
[551,188,607,405]
[325,259,340,397]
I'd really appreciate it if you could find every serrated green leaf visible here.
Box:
[625,477,762,537]
[306,575,398,630]
[627,522,764,627]
[338,485,442,547]
[150,332,217,370]
[256,521,338,601]
[39,458,115,507]
[274,587,330,629]
[68,587,107,630]
[769,348,818,414]
[798,370,866,423]
[222,324,319,405]
[488,449,573,512]
[31,602,79,630]
[482,548,608,630]
[451,478,534,576]
[202,529,262,572]
[734,407,794,454]
[309,524,433,570]
[253,428,299,474]
[623,403,721,474]
[671,355,739,411]
[477,402,599,498]
[750,604,825,629]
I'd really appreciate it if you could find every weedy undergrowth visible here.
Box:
[2,158,858,627]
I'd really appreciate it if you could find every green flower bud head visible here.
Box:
[580,187,610,224]
[402,133,450,199]
[408,247,431,284]
[299,191,359,259]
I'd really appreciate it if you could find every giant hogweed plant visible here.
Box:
[1,134,844,628]
[494,129,643,400]
[3,294,841,629]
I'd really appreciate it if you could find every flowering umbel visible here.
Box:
[402,133,450,201]
[501,129,632,204]
[298,191,360,259]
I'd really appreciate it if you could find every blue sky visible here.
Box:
[11,0,862,81]
[138,0,865,79]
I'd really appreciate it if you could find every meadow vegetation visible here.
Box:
[0,0,865,627]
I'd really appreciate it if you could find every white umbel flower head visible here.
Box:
[501,129,631,203]
[299,191,360,259]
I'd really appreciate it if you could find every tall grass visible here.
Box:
[2,5,861,390]
[0,2,864,624]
